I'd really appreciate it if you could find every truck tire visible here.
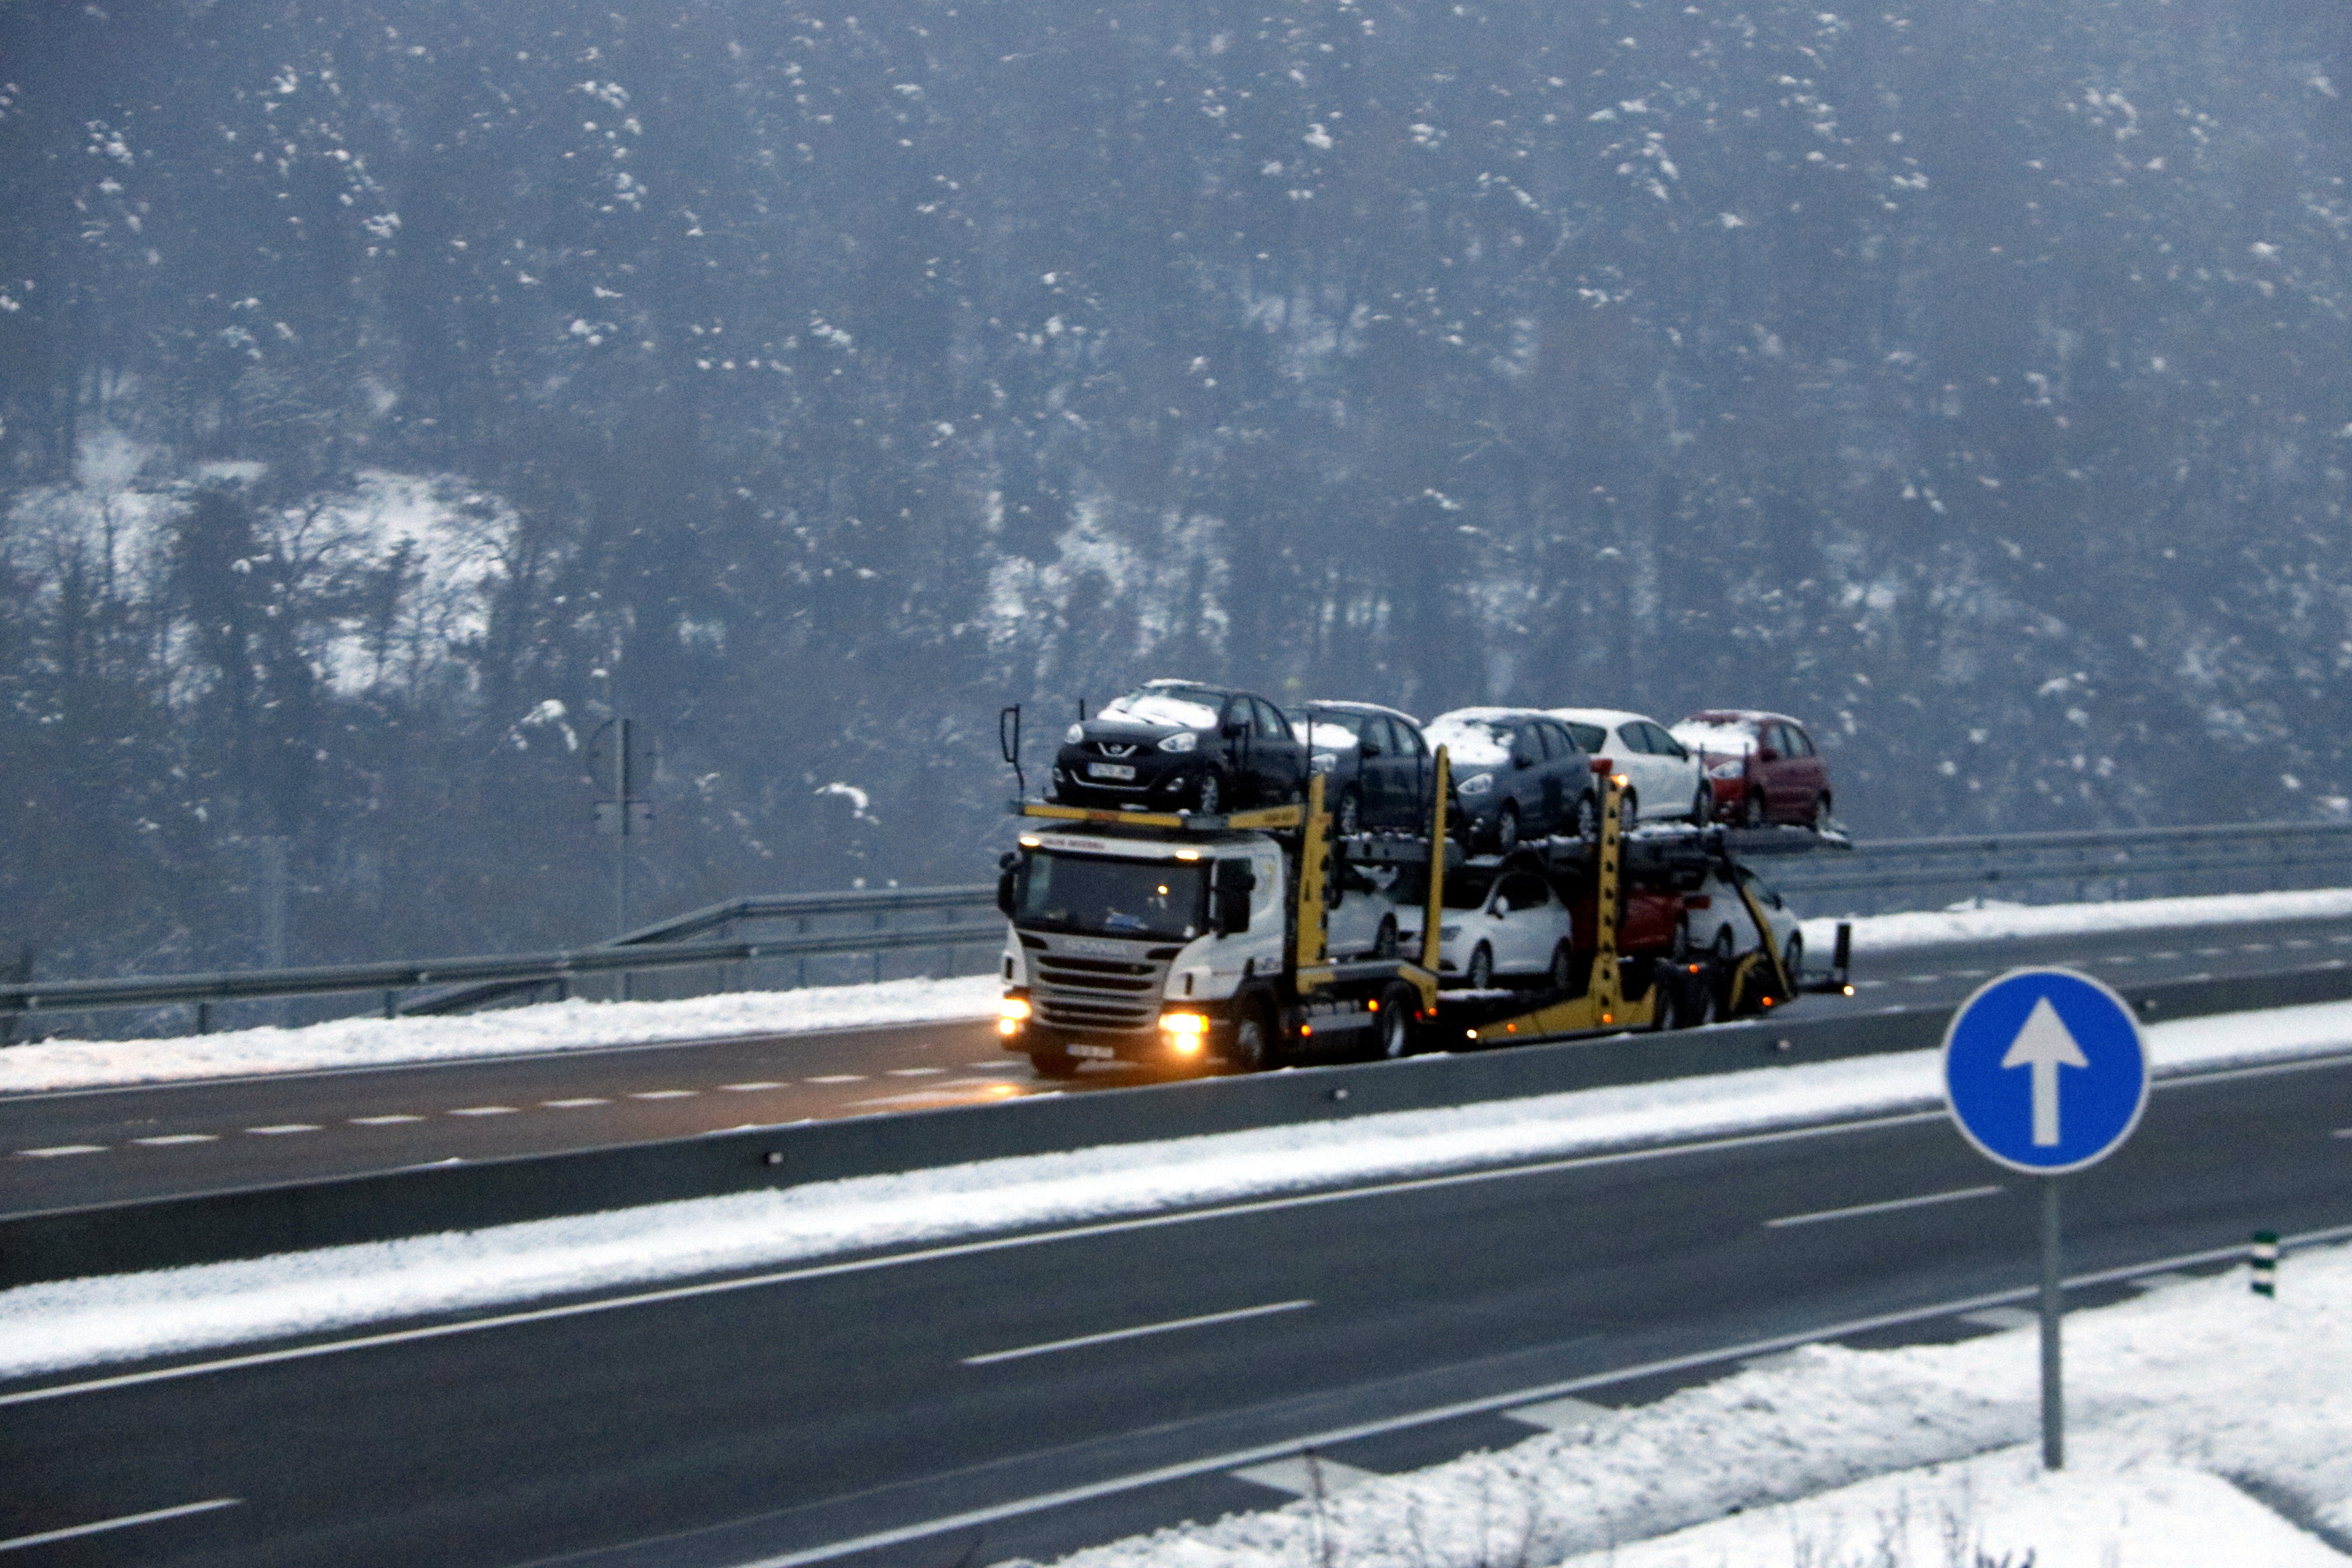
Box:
[1030,1050,1081,1080]
[1224,1003,1275,1072]
[1375,982,1418,1059]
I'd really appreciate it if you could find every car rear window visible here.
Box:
[1562,721,1606,753]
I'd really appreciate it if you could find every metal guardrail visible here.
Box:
[9,819,2350,1037]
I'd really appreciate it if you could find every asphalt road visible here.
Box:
[4,1040,2348,1566]
[4,911,2350,1217]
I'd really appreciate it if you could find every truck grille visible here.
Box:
[1028,938,1177,1033]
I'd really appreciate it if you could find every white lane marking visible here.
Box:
[1229,1456,1381,1497]
[349,1115,424,1126]
[1739,1348,1813,1373]
[1959,1306,2038,1332]
[805,1074,867,1084]
[714,1237,2330,1568]
[16,1144,106,1158]
[1950,969,1991,978]
[2148,951,2182,960]
[1853,979,1889,989]
[2332,1127,2352,1139]
[2333,935,2352,944]
[447,1106,519,1117]
[2242,943,2276,952]
[1505,1395,1610,1430]
[2195,947,2228,956]
[2098,955,2139,965]
[2286,939,2317,949]
[542,1098,608,1109]
[131,1134,219,1146]
[245,1124,319,1136]
[0,1497,241,1554]
[1765,1184,2004,1229]
[969,1060,1021,1069]
[10,1084,2338,1413]
[887,1067,949,1077]
[628,1090,698,1100]
[845,1087,1019,1109]
[719,1082,787,1092]
[1903,974,1942,983]
[962,1299,1314,1366]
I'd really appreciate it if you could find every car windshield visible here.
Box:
[1670,721,1757,756]
[1424,716,1515,767]
[1100,686,1222,729]
[1291,709,1365,749]
[1014,852,1206,939]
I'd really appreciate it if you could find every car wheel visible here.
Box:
[1375,982,1417,1059]
[1548,940,1575,993]
[1225,1004,1275,1072]
[1783,933,1804,987]
[1467,943,1495,990]
[1030,1050,1081,1080]
[1810,793,1833,833]
[1618,791,1639,834]
[1194,771,1222,815]
[1373,914,1400,959]
[1689,785,1711,825]
[1495,802,1520,853]
[1741,789,1765,828]
[1332,786,1361,837]
[1574,793,1599,842]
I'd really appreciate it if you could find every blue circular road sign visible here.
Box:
[1942,968,2148,1175]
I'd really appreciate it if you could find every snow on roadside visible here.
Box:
[1019,1254,2352,1568]
[9,884,2352,1097]
[1802,884,2352,955]
[7,998,2352,1382]
[0,976,1001,1096]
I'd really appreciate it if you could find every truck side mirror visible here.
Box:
[1213,859,1256,935]
[996,851,1021,918]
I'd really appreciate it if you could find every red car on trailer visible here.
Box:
[1669,710,1834,830]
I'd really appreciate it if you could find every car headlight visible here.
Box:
[1440,924,1462,940]
[1707,760,1746,781]
[1457,772,1495,797]
[1309,751,1338,774]
[1065,724,1086,744]
[1157,731,1197,753]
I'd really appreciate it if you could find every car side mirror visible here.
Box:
[995,851,1021,918]
[1222,721,1249,739]
[1213,859,1256,935]
[1512,750,1535,770]
[1359,741,1381,759]
[1757,747,1778,763]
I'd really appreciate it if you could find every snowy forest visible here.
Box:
[2,0,2350,976]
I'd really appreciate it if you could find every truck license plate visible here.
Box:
[1086,763,1137,780]
[1067,1042,1117,1059]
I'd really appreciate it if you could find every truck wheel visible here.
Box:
[1030,1050,1081,1080]
[1375,983,1417,1059]
[1467,944,1495,990]
[1225,1005,1275,1072]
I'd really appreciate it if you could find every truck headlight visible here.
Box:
[1158,1012,1210,1053]
[997,996,1032,1036]
[1157,731,1197,753]
[1457,772,1494,797]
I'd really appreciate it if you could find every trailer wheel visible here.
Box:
[1375,983,1417,1059]
[1030,1050,1081,1080]
[1547,941,1575,993]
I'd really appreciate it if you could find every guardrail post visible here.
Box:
[382,989,397,1020]
[196,1001,211,1035]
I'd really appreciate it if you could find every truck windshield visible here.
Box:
[1016,852,1207,940]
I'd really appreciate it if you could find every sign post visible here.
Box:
[1941,968,2148,1471]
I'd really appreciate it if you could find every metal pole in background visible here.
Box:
[615,716,633,1003]
[2040,1174,2064,1470]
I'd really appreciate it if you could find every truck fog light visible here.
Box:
[998,997,1031,1036]
[1158,1012,1210,1053]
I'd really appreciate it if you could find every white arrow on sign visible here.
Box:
[2001,996,2090,1146]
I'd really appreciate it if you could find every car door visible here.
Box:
[1609,721,1658,817]
[1386,717,1431,830]
[1357,716,1397,826]
[1786,723,1828,818]
[1641,721,1696,818]
[1530,723,1571,834]
[1255,697,1303,802]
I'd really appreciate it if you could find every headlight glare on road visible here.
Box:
[1157,731,1198,753]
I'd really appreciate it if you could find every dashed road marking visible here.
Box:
[350,1114,424,1125]
[246,1124,320,1136]
[1229,1456,1381,1498]
[2195,947,2228,957]
[1951,968,1991,978]
[1765,1184,2003,1229]
[962,1299,1316,1366]
[1903,974,1941,983]
[2286,939,2316,949]
[806,1074,867,1084]
[2148,951,2181,960]
[2242,943,2275,952]
[542,1098,608,1109]
[18,1144,107,1158]
[718,1082,787,1092]
[447,1106,519,1117]
[133,1134,220,1146]
[886,1067,948,1077]
[628,1090,698,1100]
[2099,955,2139,965]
